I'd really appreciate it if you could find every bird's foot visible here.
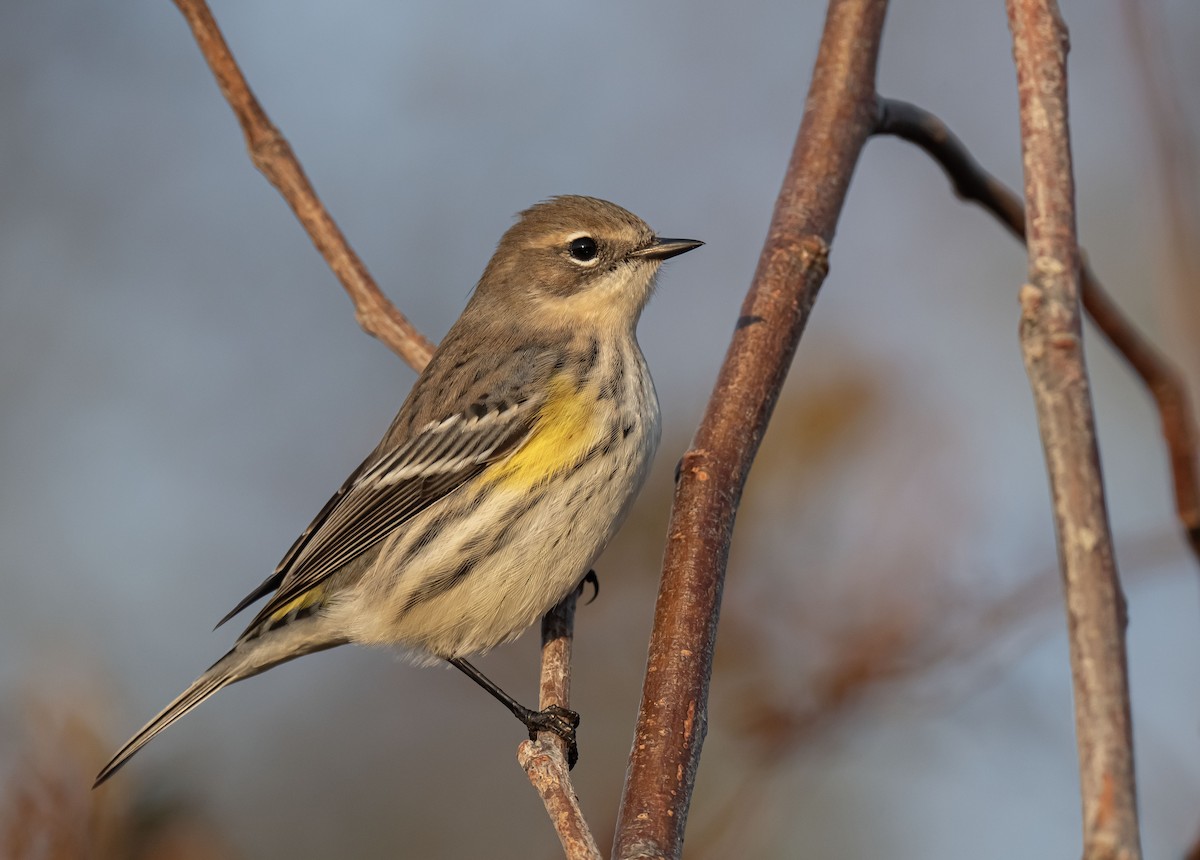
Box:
[521,704,581,768]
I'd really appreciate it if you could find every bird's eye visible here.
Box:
[568,236,598,263]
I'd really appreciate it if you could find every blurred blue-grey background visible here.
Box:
[2,1,1198,857]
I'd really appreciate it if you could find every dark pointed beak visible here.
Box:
[629,237,704,261]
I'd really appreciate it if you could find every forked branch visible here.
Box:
[874,98,1200,566]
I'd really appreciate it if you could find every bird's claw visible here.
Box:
[523,704,581,769]
[581,570,599,605]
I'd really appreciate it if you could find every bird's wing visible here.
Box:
[214,458,371,629]
[231,389,545,637]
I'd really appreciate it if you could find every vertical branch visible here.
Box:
[1006,3,1142,859]
[518,591,601,860]
[611,2,889,858]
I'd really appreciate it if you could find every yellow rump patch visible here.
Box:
[268,585,327,624]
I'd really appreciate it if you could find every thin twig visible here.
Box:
[873,98,1200,564]
[611,2,889,858]
[171,0,436,371]
[1006,2,1142,858]
[518,591,600,860]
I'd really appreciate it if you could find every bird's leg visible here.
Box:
[448,657,580,768]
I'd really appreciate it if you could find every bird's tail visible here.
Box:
[94,619,346,787]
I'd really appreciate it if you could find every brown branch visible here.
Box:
[611,2,889,858]
[171,0,436,371]
[873,98,1200,565]
[519,741,599,860]
[1006,3,1142,859]
[517,591,600,860]
[1084,283,1200,558]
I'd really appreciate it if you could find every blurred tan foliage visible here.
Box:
[0,368,1154,859]
[687,369,1064,856]
[2,692,235,860]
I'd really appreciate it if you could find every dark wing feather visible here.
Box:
[237,396,540,636]
[215,458,371,629]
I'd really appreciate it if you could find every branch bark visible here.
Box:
[518,591,600,860]
[874,98,1200,566]
[611,2,889,858]
[172,0,435,371]
[1006,3,1142,858]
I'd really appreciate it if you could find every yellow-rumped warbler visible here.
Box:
[94,196,701,785]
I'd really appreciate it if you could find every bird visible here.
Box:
[94,195,702,786]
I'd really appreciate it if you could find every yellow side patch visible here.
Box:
[486,374,600,490]
[268,585,327,623]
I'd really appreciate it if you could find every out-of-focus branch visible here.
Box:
[171,0,436,371]
[1006,3,1142,859]
[874,98,1200,564]
[611,2,889,858]
[517,591,600,860]
[1120,0,1200,382]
